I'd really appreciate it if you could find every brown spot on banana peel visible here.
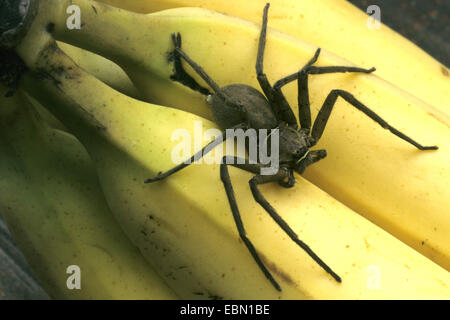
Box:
[145,214,179,238]
[33,69,62,88]
[26,44,106,131]
[364,238,371,250]
[258,251,297,288]
[437,279,449,289]
[30,72,106,131]
[45,22,55,33]
[35,42,81,82]
[426,111,450,128]
[441,66,449,77]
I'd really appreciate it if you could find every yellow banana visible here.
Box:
[0,87,178,300]
[7,8,450,299]
[36,0,450,271]
[98,0,450,118]
[28,95,67,131]
[57,41,140,99]
[29,41,139,130]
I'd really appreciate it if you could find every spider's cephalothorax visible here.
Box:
[146,3,437,292]
[211,84,277,130]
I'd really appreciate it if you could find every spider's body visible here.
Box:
[210,84,277,130]
[146,3,437,292]
[210,83,318,181]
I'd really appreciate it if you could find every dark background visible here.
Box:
[0,0,448,300]
[348,0,449,66]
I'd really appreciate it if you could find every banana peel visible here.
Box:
[36,0,450,271]
[9,18,450,298]
[0,87,178,299]
[97,0,450,119]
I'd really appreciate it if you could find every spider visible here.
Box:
[145,3,438,291]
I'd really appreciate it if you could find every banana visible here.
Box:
[28,95,67,131]
[57,41,140,99]
[7,9,450,299]
[97,0,450,118]
[0,87,178,300]
[34,0,450,271]
[26,41,138,131]
[29,41,140,131]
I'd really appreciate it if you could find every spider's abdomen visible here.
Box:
[210,84,277,130]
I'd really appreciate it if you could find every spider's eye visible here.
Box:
[306,136,316,147]
[295,147,308,158]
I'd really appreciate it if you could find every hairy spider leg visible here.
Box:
[273,64,436,150]
[170,32,216,95]
[309,90,438,150]
[272,48,321,91]
[274,63,375,134]
[248,170,342,284]
[255,3,298,127]
[220,155,342,291]
[220,156,282,291]
[170,33,245,114]
[271,48,321,131]
[144,123,248,183]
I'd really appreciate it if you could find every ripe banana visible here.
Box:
[0,86,178,300]
[57,41,140,99]
[8,14,450,299]
[38,0,450,271]
[28,95,67,131]
[29,41,139,131]
[97,0,450,119]
[31,41,138,133]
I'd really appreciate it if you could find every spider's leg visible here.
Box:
[274,64,375,134]
[311,89,438,150]
[272,48,321,90]
[169,33,218,95]
[266,48,321,128]
[255,4,297,127]
[255,3,274,100]
[300,66,376,134]
[145,123,247,183]
[248,169,342,283]
[272,49,321,130]
[220,156,282,291]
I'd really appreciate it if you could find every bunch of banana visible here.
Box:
[32,0,450,272]
[0,86,178,299]
[97,0,450,120]
[2,0,449,299]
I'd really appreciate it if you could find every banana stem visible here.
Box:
[19,43,113,147]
